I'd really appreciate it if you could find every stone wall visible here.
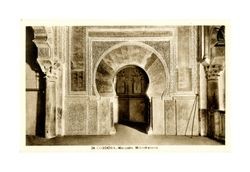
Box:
[62,26,199,136]
[27,25,201,137]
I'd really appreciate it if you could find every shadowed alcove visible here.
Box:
[115,65,149,133]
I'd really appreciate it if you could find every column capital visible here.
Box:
[32,26,61,80]
[39,59,61,80]
[205,64,223,80]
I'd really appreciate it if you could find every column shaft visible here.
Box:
[45,77,57,138]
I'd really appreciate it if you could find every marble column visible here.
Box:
[32,26,60,138]
[198,26,209,136]
[200,26,211,66]
[39,62,60,138]
[206,64,223,110]
[205,64,223,138]
[199,64,207,136]
[44,73,57,138]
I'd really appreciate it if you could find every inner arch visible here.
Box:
[115,65,149,127]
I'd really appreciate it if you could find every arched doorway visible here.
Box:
[94,43,170,135]
[115,65,149,132]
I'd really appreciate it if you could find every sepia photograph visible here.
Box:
[25,24,226,148]
[3,0,250,171]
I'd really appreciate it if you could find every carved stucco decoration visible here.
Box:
[93,42,169,98]
[32,26,60,79]
[32,26,61,138]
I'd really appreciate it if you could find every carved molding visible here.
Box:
[92,41,170,98]
[32,26,60,80]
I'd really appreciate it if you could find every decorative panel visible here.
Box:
[64,98,88,135]
[88,97,98,134]
[88,30,173,37]
[176,68,192,91]
[91,41,119,71]
[98,98,111,134]
[165,100,176,135]
[178,27,190,68]
[70,26,86,92]
[144,41,170,71]
[71,71,85,91]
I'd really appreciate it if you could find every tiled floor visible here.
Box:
[26,124,223,145]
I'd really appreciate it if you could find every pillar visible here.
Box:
[147,98,153,135]
[206,64,223,110]
[205,64,223,138]
[200,26,211,65]
[199,64,207,136]
[32,26,60,138]
[198,26,209,136]
[147,97,165,135]
[110,95,118,134]
[44,74,57,138]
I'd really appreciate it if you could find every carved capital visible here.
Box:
[38,59,61,80]
[32,26,61,80]
[205,64,223,80]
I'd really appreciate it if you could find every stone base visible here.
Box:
[207,110,225,142]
